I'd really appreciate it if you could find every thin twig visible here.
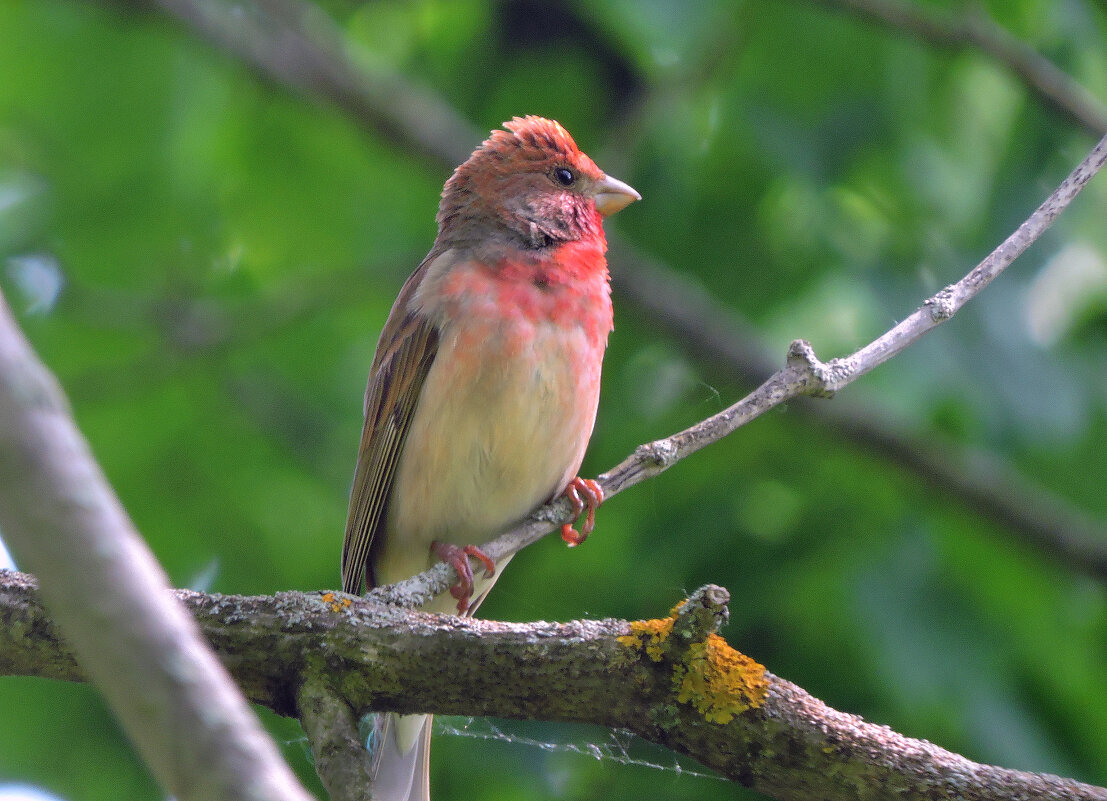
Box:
[606,241,1107,579]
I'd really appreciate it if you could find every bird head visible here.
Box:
[438,116,640,248]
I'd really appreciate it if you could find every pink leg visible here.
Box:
[431,542,496,614]
[559,477,605,547]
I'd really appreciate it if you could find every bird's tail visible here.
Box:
[368,712,431,801]
[363,553,513,800]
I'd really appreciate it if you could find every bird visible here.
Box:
[340,115,639,801]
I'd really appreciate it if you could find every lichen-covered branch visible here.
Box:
[297,677,375,801]
[2,570,1103,801]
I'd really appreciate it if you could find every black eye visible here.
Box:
[552,167,575,187]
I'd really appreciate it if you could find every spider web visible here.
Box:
[286,715,723,781]
[435,717,723,780]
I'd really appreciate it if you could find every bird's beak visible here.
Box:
[591,174,641,217]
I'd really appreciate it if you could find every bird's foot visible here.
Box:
[430,542,496,614]
[559,477,604,547]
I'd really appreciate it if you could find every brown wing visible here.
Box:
[341,257,441,595]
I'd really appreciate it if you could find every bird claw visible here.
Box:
[431,542,496,614]
[559,477,604,547]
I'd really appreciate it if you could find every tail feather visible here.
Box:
[369,713,431,801]
[366,553,514,799]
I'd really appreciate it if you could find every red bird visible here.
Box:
[341,116,639,801]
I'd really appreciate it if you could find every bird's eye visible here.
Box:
[552,167,576,187]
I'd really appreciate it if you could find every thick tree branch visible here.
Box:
[807,0,1107,136]
[133,0,1107,579]
[2,570,1104,801]
[0,291,313,801]
[297,677,375,801]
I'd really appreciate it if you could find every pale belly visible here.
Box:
[375,312,603,612]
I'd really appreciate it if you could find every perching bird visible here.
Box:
[341,116,639,801]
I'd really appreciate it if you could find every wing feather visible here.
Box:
[341,257,442,595]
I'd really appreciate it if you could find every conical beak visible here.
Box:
[591,174,641,217]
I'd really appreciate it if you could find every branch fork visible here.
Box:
[786,339,849,398]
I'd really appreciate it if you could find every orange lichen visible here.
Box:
[619,605,768,724]
[320,592,353,613]
[672,633,768,723]
[618,616,675,662]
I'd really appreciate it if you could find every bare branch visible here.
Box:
[607,240,1107,579]
[3,571,1104,801]
[790,124,1107,386]
[0,292,314,801]
[807,0,1107,136]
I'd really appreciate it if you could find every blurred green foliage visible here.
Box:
[2,0,1107,799]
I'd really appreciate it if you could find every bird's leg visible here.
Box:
[559,477,604,547]
[430,541,496,614]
